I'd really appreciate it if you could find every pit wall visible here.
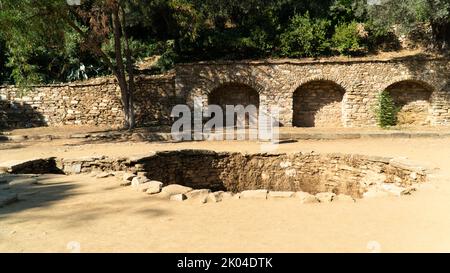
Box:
[56,150,425,198]
[0,74,176,128]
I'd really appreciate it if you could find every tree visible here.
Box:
[366,0,450,50]
[0,0,139,129]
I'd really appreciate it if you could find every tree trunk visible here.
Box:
[111,3,132,129]
[120,5,136,130]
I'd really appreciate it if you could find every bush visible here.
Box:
[376,90,398,128]
[280,12,331,57]
[332,21,366,55]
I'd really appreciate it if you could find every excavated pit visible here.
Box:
[1,150,426,198]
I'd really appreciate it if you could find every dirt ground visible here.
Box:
[1,130,450,252]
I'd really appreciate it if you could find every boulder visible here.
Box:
[145,181,164,195]
[120,180,132,187]
[315,192,336,203]
[207,192,221,203]
[267,191,295,199]
[123,173,136,182]
[64,163,82,174]
[186,189,211,203]
[294,192,318,204]
[170,193,187,202]
[137,171,148,177]
[161,184,193,195]
[381,184,416,197]
[131,176,150,187]
[240,189,268,199]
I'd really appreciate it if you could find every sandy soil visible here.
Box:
[1,135,450,253]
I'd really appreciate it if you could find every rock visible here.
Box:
[134,164,145,171]
[113,171,125,177]
[120,180,131,187]
[131,176,150,187]
[315,192,336,203]
[0,193,18,207]
[131,133,145,141]
[70,133,90,139]
[207,191,232,203]
[8,135,28,142]
[64,163,82,174]
[233,193,241,199]
[170,193,187,202]
[186,189,211,203]
[161,184,193,195]
[151,191,171,200]
[334,194,356,203]
[294,192,318,204]
[240,189,268,199]
[145,181,164,194]
[96,172,114,179]
[137,171,148,177]
[267,191,295,199]
[123,173,136,182]
[401,186,417,195]
[380,184,416,196]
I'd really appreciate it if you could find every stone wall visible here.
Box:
[0,74,175,129]
[1,56,450,129]
[293,80,345,127]
[176,57,450,127]
[386,81,432,126]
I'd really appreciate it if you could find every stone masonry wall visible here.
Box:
[293,80,345,127]
[1,57,450,129]
[176,57,450,127]
[0,74,175,129]
[387,81,432,126]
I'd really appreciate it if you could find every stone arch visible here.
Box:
[383,79,434,126]
[208,82,260,127]
[292,79,347,127]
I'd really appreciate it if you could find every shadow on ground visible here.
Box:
[0,174,169,228]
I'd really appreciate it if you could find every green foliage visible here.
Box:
[280,12,331,57]
[367,0,450,49]
[376,90,398,128]
[332,21,366,55]
[0,0,448,85]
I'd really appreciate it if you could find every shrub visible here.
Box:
[280,12,331,57]
[376,90,398,128]
[332,21,366,55]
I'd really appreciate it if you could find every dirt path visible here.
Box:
[1,137,450,252]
